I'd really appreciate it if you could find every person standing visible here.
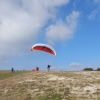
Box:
[37,67,39,71]
[11,68,14,72]
[36,67,39,71]
[47,65,51,71]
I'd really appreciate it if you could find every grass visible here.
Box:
[97,97,100,100]
[0,70,30,80]
[0,71,100,100]
[38,93,63,100]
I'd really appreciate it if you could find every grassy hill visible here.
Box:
[0,70,100,100]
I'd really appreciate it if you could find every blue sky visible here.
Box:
[0,0,100,71]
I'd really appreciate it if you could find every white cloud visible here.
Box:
[69,62,82,67]
[0,57,9,64]
[94,0,100,2]
[46,11,80,44]
[88,10,98,20]
[0,59,9,64]
[0,0,69,63]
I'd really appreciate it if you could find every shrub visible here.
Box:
[83,68,93,71]
[96,68,100,71]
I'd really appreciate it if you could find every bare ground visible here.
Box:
[0,71,100,100]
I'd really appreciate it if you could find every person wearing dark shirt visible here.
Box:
[36,67,39,71]
[11,68,14,72]
[47,65,51,71]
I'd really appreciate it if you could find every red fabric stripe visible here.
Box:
[33,46,55,55]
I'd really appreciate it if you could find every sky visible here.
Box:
[0,0,100,71]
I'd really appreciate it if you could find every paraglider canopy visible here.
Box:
[31,43,56,56]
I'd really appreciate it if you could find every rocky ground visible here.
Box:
[0,71,100,100]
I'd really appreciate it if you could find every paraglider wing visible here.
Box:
[31,43,56,56]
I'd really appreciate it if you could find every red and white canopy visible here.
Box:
[31,43,56,56]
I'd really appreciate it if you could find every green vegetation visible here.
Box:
[0,70,30,80]
[0,71,100,100]
[83,68,93,71]
[97,97,100,100]
[97,68,100,71]
[83,67,100,71]
[38,93,63,100]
